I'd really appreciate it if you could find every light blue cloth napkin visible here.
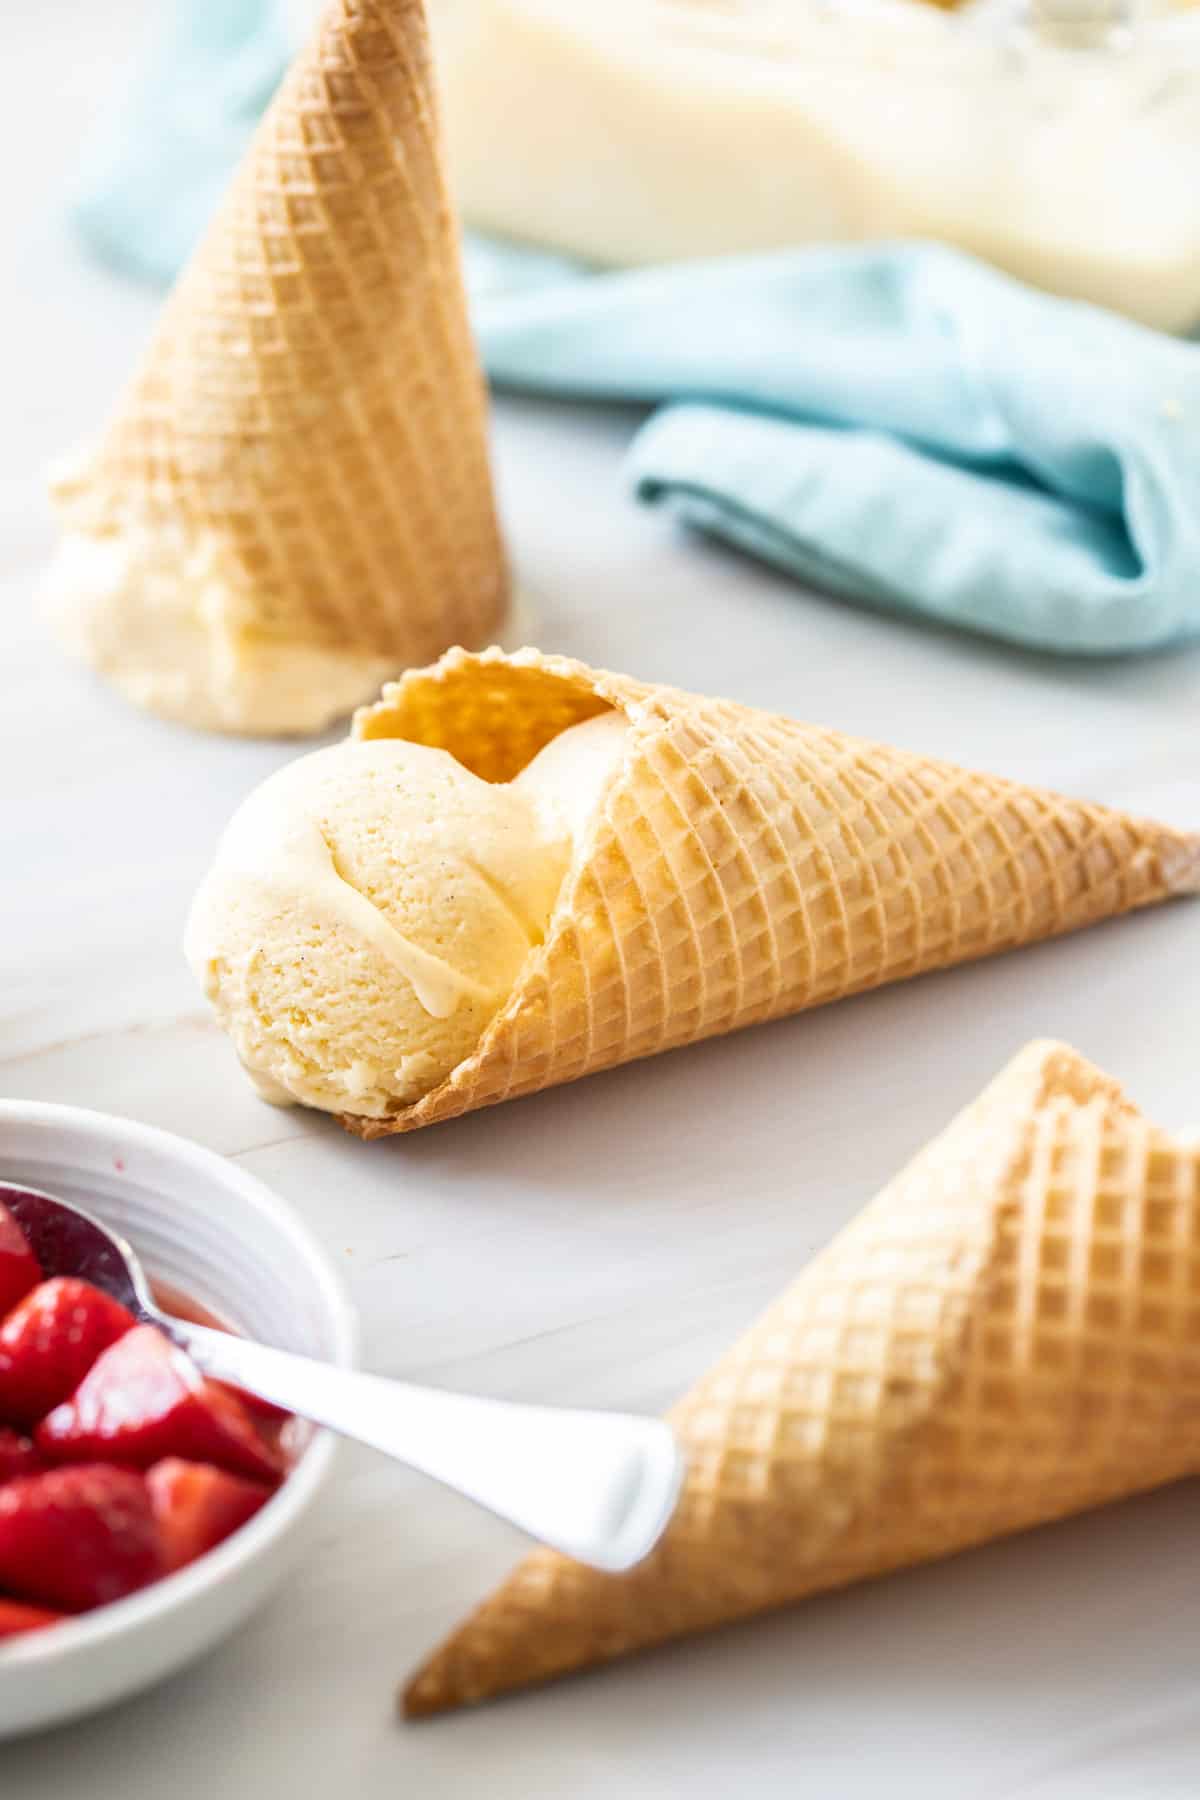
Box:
[73,6,1200,656]
[474,245,1200,655]
[74,0,295,286]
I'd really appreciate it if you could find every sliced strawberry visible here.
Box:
[0,1596,62,1640]
[0,1200,40,1319]
[146,1287,291,1427]
[214,1381,292,1427]
[0,1428,43,1483]
[0,1278,135,1428]
[0,1465,161,1612]
[147,1458,273,1570]
[38,1326,284,1483]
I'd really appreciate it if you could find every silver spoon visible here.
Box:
[0,1183,682,1574]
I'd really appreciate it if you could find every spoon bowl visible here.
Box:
[2,1182,147,1315]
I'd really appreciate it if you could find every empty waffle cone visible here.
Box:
[46,0,507,735]
[348,647,1199,1135]
[405,1040,1200,1716]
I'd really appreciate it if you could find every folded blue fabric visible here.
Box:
[476,245,1200,655]
[73,8,1200,656]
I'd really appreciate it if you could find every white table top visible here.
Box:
[4,4,1200,1793]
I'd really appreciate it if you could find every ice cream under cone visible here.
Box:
[186,647,1199,1125]
[404,1040,1200,1716]
[46,0,507,735]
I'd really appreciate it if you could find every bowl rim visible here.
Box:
[0,1098,359,1669]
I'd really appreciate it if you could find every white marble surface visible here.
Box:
[3,3,1200,1793]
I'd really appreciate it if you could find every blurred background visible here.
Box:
[18,0,1200,684]
[61,0,1200,328]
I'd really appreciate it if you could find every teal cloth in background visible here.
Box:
[476,246,1200,655]
[72,6,1200,656]
[73,0,295,286]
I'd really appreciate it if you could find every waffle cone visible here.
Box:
[48,0,507,734]
[349,647,1199,1136]
[404,1040,1200,1716]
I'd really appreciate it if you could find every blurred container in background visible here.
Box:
[427,0,1200,332]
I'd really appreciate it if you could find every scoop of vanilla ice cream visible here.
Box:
[515,706,630,839]
[186,710,629,1115]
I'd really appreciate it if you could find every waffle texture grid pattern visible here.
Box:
[350,647,1200,1135]
[53,0,506,666]
[404,1040,1200,1715]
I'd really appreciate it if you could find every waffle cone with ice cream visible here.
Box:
[347,647,1197,1131]
[46,0,507,735]
[185,647,1199,1128]
[403,1040,1200,1716]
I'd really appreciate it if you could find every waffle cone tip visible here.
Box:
[401,1038,1200,1717]
[1164,834,1200,894]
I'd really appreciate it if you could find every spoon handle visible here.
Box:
[166,1318,682,1573]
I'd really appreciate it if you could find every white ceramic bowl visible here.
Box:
[0,1100,357,1739]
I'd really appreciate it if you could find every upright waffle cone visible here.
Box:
[47,0,507,735]
[349,647,1198,1135]
[405,1041,1200,1716]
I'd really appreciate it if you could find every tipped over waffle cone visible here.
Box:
[404,1040,1200,1716]
[47,0,507,735]
[349,647,1198,1135]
